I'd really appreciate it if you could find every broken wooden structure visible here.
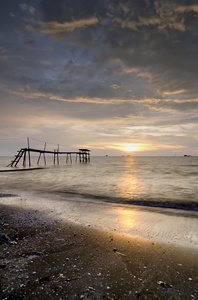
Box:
[7,145,90,167]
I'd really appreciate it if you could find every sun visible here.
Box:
[123,144,138,152]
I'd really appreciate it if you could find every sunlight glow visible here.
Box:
[107,143,144,152]
[123,144,139,152]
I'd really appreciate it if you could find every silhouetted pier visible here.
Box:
[7,146,90,167]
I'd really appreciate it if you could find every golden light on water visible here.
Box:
[115,207,137,229]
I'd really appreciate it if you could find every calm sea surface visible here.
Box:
[0,156,198,212]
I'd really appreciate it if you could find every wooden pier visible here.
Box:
[7,147,90,167]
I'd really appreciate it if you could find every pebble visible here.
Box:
[157,281,173,289]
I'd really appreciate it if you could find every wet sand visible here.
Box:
[0,195,198,299]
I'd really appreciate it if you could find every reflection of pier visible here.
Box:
[7,145,90,167]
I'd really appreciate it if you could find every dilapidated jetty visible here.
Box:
[7,139,90,167]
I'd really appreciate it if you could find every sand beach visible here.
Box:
[0,194,198,300]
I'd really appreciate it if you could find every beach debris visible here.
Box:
[116,251,126,256]
[21,251,43,258]
[0,233,17,245]
[157,281,173,289]
[0,233,11,244]
[66,278,71,282]
[113,248,126,256]
[65,258,70,261]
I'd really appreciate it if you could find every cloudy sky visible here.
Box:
[0,0,198,156]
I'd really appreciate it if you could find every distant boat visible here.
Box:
[184,155,191,157]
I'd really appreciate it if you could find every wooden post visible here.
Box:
[27,137,31,167]
[54,150,56,164]
[23,150,26,166]
[43,142,47,165]
[57,144,59,165]
[37,152,41,165]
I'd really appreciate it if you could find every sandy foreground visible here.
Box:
[0,194,198,300]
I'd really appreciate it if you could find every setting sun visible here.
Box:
[123,144,138,152]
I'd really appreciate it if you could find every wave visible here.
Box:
[58,191,198,212]
[0,192,19,198]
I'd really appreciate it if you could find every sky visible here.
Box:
[0,0,198,156]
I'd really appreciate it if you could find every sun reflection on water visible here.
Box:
[118,157,142,200]
[115,208,137,229]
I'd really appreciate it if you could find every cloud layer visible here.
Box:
[0,0,198,155]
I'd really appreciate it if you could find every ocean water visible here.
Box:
[1,155,198,246]
[0,155,198,211]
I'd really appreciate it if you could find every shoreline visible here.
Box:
[0,195,198,299]
[1,192,198,249]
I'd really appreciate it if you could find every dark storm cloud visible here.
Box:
[1,0,198,106]
[39,0,101,22]
[23,0,197,104]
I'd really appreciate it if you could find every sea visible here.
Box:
[0,155,198,246]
